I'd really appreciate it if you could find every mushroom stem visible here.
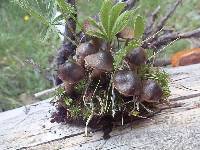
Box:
[106,42,112,52]
[64,82,75,95]
[76,57,85,67]
[128,63,136,71]
[90,69,104,79]
[91,37,101,50]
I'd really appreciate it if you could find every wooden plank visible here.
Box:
[26,97,200,150]
[0,99,84,150]
[0,64,200,150]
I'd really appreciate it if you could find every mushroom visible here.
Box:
[125,47,147,70]
[91,37,107,51]
[58,61,85,94]
[113,70,141,97]
[84,51,113,78]
[116,27,134,40]
[141,80,163,102]
[76,42,98,66]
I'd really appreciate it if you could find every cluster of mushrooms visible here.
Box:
[57,38,163,103]
[52,36,166,139]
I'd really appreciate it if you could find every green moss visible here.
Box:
[75,80,86,93]
[138,65,170,99]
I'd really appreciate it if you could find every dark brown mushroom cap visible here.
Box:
[113,70,141,96]
[84,51,113,72]
[91,38,107,51]
[76,42,97,59]
[125,47,146,66]
[141,80,163,102]
[116,27,134,39]
[58,62,85,84]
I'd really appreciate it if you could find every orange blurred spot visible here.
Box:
[171,48,200,67]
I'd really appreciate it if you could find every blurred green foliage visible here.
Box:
[0,0,59,111]
[0,0,199,111]
[77,0,102,23]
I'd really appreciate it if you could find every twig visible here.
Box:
[63,0,77,45]
[58,31,78,46]
[147,37,180,61]
[124,0,138,10]
[34,83,64,98]
[145,28,200,50]
[115,0,138,10]
[141,0,200,53]
[53,0,77,85]
[139,102,154,113]
[153,58,171,66]
[154,0,182,33]
[179,28,200,39]
[144,5,161,38]
[142,27,164,48]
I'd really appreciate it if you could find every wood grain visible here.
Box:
[0,64,200,150]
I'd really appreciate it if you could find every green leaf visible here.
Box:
[86,30,107,40]
[128,8,139,27]
[88,17,100,29]
[108,2,126,40]
[29,8,50,26]
[111,11,130,40]
[56,0,83,30]
[88,17,106,34]
[56,0,75,15]
[100,0,113,35]
[52,14,64,24]
[14,0,51,27]
[134,15,145,39]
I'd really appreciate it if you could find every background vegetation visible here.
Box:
[0,0,199,111]
[0,0,59,111]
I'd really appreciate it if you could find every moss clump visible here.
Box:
[138,64,170,100]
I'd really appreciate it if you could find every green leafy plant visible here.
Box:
[13,0,56,27]
[134,15,145,39]
[113,15,145,69]
[87,1,135,42]
[13,0,79,38]
[86,1,146,70]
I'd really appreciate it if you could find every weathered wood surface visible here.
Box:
[1,64,200,150]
